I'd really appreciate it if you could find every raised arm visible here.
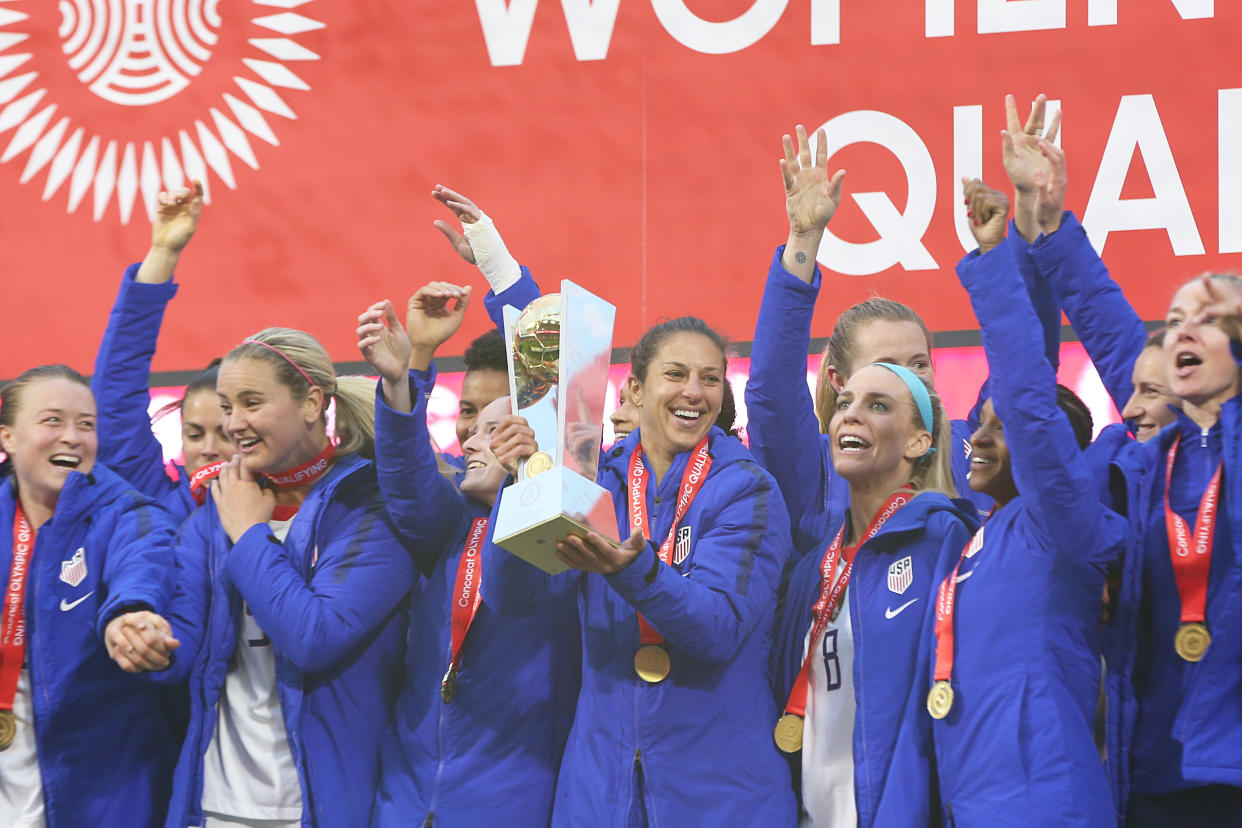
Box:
[1023,138,1148,411]
[958,180,1119,564]
[91,181,204,502]
[746,124,846,554]
[358,288,472,564]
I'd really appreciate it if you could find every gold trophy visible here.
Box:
[493,281,619,573]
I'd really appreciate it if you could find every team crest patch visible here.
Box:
[887,556,912,595]
[673,525,692,565]
[60,548,87,587]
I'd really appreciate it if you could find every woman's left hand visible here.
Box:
[556,531,645,574]
[213,456,276,543]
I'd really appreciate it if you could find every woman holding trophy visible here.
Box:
[483,315,797,825]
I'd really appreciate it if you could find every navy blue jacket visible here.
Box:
[154,455,414,828]
[0,465,178,827]
[91,264,195,523]
[483,427,796,825]
[771,492,977,826]
[746,247,989,556]
[941,241,1127,826]
[370,369,579,827]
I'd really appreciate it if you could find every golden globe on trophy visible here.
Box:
[493,281,619,573]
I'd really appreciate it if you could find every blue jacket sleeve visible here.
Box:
[149,508,214,684]
[374,368,467,574]
[604,460,792,662]
[94,489,178,635]
[222,491,416,674]
[745,246,834,555]
[958,242,1119,565]
[479,483,582,616]
[482,266,541,332]
[90,264,183,503]
[1029,212,1148,412]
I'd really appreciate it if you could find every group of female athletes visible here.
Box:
[2,93,1240,827]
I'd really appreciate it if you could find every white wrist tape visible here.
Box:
[462,213,521,295]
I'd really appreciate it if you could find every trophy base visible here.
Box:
[494,466,619,575]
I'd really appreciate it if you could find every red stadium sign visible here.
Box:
[0,1,1237,381]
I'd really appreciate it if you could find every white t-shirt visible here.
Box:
[0,669,46,828]
[799,578,857,828]
[200,518,303,821]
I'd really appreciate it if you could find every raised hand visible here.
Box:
[1002,94,1062,241]
[137,179,204,283]
[432,185,484,264]
[1189,274,1242,343]
[213,455,276,543]
[151,179,204,252]
[105,610,180,673]
[406,281,472,355]
[1033,137,1068,237]
[962,178,1010,255]
[780,124,845,281]
[357,300,414,385]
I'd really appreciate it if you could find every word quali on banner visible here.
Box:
[0,1,1236,379]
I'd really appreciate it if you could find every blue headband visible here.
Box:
[873,362,936,458]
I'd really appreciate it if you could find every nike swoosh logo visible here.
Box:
[955,570,974,584]
[884,598,919,620]
[59,592,94,612]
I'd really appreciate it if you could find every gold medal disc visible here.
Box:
[1175,622,1211,662]
[633,644,671,683]
[0,710,14,750]
[525,452,554,477]
[440,667,458,703]
[773,713,805,754]
[927,681,955,720]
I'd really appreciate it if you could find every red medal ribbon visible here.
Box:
[189,460,228,506]
[781,489,912,718]
[629,436,712,646]
[263,443,335,489]
[1164,433,1223,625]
[1,507,35,713]
[448,517,489,672]
[931,518,991,686]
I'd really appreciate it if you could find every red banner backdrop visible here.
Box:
[0,1,1237,380]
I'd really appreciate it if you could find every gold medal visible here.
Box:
[633,644,671,683]
[440,667,458,703]
[773,713,804,753]
[525,451,553,477]
[1175,622,1211,662]
[927,680,954,720]
[0,710,14,750]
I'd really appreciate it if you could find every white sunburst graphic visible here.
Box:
[0,0,323,223]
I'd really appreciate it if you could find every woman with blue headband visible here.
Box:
[770,354,978,825]
[927,178,1129,826]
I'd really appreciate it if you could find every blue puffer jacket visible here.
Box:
[0,465,178,827]
[91,264,195,523]
[483,426,796,826]
[370,369,580,827]
[746,247,991,556]
[771,493,977,826]
[153,455,414,828]
[936,242,1127,826]
[1105,401,1242,816]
